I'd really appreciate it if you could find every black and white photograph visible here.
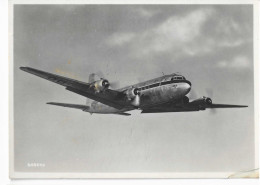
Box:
[9,0,259,179]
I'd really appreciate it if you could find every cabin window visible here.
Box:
[150,84,157,88]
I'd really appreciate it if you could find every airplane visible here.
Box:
[20,67,248,116]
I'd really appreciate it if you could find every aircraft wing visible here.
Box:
[20,67,127,110]
[205,104,248,108]
[141,101,247,113]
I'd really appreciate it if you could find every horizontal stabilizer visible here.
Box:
[47,102,90,111]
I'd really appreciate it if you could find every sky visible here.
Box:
[13,5,255,173]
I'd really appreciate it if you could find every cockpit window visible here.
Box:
[170,75,186,80]
[173,76,184,80]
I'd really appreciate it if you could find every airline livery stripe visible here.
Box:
[137,80,191,91]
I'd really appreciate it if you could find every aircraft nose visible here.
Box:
[183,81,191,94]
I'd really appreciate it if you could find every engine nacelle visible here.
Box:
[125,88,140,100]
[191,96,212,105]
[92,79,109,92]
[125,88,141,107]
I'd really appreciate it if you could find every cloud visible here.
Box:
[134,7,159,18]
[217,39,245,48]
[156,8,211,42]
[106,8,214,58]
[140,8,215,57]
[106,6,252,65]
[217,55,250,69]
[215,17,242,36]
[106,32,136,46]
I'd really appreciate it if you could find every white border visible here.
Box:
[9,0,14,180]
[253,0,259,174]
[8,0,260,5]
[8,0,259,179]
[1,1,9,185]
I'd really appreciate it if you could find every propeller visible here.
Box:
[205,88,216,115]
[88,73,96,83]
[187,87,216,115]
[89,71,120,89]
[131,94,140,107]
[109,81,120,89]
[206,88,213,99]
[95,71,105,79]
[187,89,198,100]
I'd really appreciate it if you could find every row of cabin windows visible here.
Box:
[140,83,160,90]
[139,77,185,91]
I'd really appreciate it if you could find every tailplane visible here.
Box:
[47,102,90,111]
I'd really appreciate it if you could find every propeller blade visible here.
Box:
[95,71,105,79]
[109,81,120,89]
[89,71,120,89]
[132,94,141,107]
[187,89,198,100]
[88,73,96,83]
[206,88,213,98]
[205,88,216,115]
[89,72,104,82]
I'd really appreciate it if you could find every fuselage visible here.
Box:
[88,74,191,114]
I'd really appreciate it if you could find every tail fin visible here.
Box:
[47,102,90,111]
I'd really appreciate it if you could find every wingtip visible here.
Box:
[20,66,30,72]
[46,102,62,106]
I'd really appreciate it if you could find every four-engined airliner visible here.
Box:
[20,67,247,116]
